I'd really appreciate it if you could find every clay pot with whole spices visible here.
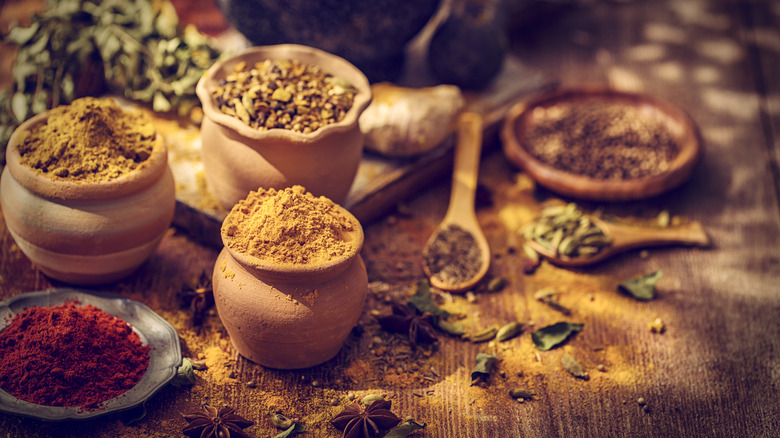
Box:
[0,97,175,285]
[196,44,372,210]
[212,185,367,369]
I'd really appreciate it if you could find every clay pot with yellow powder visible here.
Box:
[0,98,175,285]
[196,44,372,210]
[212,185,367,369]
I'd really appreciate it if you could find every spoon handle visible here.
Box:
[446,112,483,221]
[601,219,711,250]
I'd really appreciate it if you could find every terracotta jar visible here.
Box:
[0,112,175,285]
[212,188,368,369]
[196,44,372,210]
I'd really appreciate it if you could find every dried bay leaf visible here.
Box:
[561,354,589,379]
[409,280,450,318]
[470,352,498,386]
[384,420,427,437]
[531,322,583,351]
[5,23,40,45]
[11,92,29,123]
[618,270,663,301]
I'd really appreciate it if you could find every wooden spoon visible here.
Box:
[422,112,491,292]
[526,216,711,267]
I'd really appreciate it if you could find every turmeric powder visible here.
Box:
[16,97,157,182]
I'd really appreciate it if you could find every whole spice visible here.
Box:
[177,270,214,329]
[522,100,680,179]
[222,185,356,265]
[330,399,402,438]
[376,303,439,348]
[16,97,156,182]
[0,301,149,410]
[423,224,483,287]
[182,403,254,438]
[213,59,356,133]
[522,203,612,259]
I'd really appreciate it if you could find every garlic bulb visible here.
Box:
[359,82,465,157]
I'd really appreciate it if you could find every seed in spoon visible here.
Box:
[424,224,482,287]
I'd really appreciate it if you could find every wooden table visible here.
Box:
[1,1,779,437]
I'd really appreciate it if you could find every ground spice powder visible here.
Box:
[16,97,157,182]
[0,301,150,410]
[523,101,680,180]
[222,185,356,265]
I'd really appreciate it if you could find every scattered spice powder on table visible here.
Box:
[0,301,150,411]
[16,97,157,182]
[522,101,680,179]
[222,185,357,265]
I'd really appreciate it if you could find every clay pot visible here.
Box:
[212,204,367,369]
[0,112,175,285]
[196,44,372,210]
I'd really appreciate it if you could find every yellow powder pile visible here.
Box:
[16,97,157,182]
[222,185,356,265]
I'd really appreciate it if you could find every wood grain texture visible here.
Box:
[1,0,779,437]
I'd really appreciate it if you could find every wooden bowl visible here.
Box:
[501,87,702,201]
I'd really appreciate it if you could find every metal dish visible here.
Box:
[0,288,181,421]
[501,87,702,201]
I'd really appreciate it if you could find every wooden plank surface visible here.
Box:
[1,1,780,437]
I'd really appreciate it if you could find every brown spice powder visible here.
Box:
[222,185,356,265]
[17,97,157,182]
[522,101,680,180]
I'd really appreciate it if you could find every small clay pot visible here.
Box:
[0,112,175,285]
[196,44,372,210]
[212,204,367,369]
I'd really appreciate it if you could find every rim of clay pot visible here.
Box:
[5,111,168,201]
[196,44,372,144]
[221,206,365,277]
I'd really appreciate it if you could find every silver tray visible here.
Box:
[0,288,181,421]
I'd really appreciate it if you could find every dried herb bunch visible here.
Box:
[522,100,680,180]
[0,0,221,162]
[212,59,356,133]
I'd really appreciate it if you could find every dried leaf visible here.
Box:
[531,322,583,351]
[561,354,589,379]
[11,92,28,123]
[470,352,497,386]
[5,23,41,45]
[384,420,427,437]
[618,270,663,301]
[409,280,450,318]
[274,423,306,438]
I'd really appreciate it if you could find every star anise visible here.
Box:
[182,403,254,438]
[331,399,402,438]
[376,303,438,348]
[177,270,215,329]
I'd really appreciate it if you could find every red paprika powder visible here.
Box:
[0,300,150,411]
